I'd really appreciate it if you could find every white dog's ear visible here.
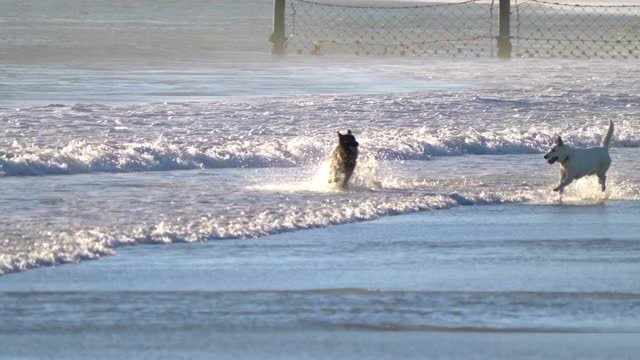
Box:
[554,135,564,146]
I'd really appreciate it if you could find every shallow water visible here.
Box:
[2,149,640,275]
[2,1,640,357]
[2,202,640,349]
[1,0,640,285]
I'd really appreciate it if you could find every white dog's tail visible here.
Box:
[601,120,614,148]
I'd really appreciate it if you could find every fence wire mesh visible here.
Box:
[287,0,497,57]
[514,1,640,59]
[284,0,640,59]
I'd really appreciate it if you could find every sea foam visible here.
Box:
[3,169,639,276]
[0,190,515,275]
[2,121,638,177]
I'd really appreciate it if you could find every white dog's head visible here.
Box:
[544,135,570,165]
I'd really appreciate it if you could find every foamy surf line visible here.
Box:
[0,191,525,276]
[2,94,639,177]
[2,127,639,177]
[3,173,640,276]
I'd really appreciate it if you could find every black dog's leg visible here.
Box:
[341,168,354,188]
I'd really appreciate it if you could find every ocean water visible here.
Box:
[2,202,640,359]
[3,57,640,275]
[2,0,640,357]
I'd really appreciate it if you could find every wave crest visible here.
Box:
[3,123,639,177]
[0,190,522,275]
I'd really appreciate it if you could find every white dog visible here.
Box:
[544,120,614,195]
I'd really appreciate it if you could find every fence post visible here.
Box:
[498,0,512,59]
[271,0,286,55]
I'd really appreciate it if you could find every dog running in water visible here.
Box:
[544,120,614,197]
[329,129,359,188]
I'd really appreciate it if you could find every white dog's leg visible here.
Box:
[555,186,564,203]
[553,169,569,203]
[553,177,573,194]
[558,168,565,188]
[597,174,607,192]
[553,183,567,193]
[553,168,570,193]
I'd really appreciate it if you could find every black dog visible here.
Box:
[329,130,359,188]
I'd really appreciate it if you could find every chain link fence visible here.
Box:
[281,0,640,59]
[287,0,496,57]
[515,0,640,59]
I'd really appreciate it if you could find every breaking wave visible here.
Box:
[4,172,639,276]
[3,91,639,177]
[0,190,526,275]
[2,123,639,177]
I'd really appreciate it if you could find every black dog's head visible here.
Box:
[338,129,359,148]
